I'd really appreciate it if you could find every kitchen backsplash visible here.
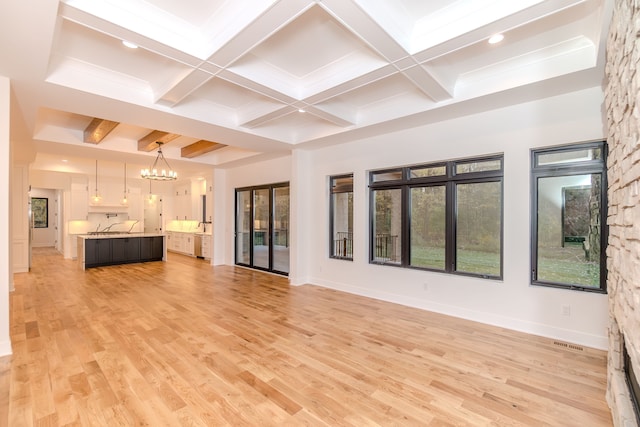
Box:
[68,213,142,234]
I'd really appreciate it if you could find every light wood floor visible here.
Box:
[2,247,612,426]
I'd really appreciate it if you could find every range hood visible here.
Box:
[88,204,128,213]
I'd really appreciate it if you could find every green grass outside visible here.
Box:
[411,246,500,276]
[411,242,598,286]
[537,243,599,287]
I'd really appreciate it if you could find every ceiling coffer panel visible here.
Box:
[0,0,608,173]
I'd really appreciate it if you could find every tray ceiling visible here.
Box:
[0,0,611,176]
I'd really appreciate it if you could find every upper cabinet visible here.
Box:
[172,179,208,221]
[126,188,143,220]
[69,181,88,220]
[205,182,213,223]
[173,182,192,220]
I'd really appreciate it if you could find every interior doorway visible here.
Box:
[30,188,62,249]
[235,182,289,275]
[143,194,162,233]
[29,187,64,270]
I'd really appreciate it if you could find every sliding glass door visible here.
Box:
[272,186,290,273]
[235,183,289,275]
[253,188,270,269]
[235,190,251,265]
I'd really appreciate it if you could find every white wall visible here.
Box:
[298,87,608,349]
[0,76,12,356]
[217,87,607,349]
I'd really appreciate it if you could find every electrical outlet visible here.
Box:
[562,305,571,316]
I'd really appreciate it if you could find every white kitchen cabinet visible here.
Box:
[126,188,143,220]
[69,184,88,220]
[166,231,195,256]
[173,232,184,252]
[173,184,191,220]
[201,234,211,259]
[68,234,78,259]
[205,183,213,223]
[184,233,194,256]
[166,232,174,251]
[172,180,207,221]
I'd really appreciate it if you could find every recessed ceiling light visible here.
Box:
[122,40,138,49]
[298,108,306,113]
[488,34,504,44]
[62,159,68,163]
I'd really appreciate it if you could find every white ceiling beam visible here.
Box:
[319,0,408,62]
[236,101,293,128]
[303,64,398,104]
[154,68,214,106]
[304,105,355,127]
[206,0,315,67]
[317,1,452,102]
[217,70,297,105]
[401,65,453,102]
[240,106,297,129]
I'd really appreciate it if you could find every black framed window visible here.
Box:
[330,174,353,260]
[531,141,607,292]
[369,155,503,279]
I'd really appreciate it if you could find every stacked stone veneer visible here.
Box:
[605,0,640,425]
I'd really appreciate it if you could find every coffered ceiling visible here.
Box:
[0,0,611,178]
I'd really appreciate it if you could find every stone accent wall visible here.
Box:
[605,0,640,425]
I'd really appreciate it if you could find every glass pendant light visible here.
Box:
[147,179,156,206]
[121,163,129,206]
[91,160,103,205]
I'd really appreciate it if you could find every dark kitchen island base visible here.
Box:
[78,234,166,270]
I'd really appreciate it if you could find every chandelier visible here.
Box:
[141,142,177,180]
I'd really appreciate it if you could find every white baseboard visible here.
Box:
[0,340,12,357]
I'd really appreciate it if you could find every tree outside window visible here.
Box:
[531,141,607,292]
[369,155,503,279]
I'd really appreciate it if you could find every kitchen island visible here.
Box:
[78,233,166,270]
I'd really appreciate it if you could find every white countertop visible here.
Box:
[77,233,166,240]
[166,230,212,236]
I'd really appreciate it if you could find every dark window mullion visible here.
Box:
[401,185,410,267]
[369,188,378,263]
[445,181,456,273]
[249,190,254,267]
[329,182,335,258]
[269,187,274,271]
[599,166,609,290]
